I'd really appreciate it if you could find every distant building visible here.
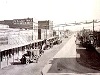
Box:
[38,20,53,39]
[0,20,13,28]
[0,24,9,29]
[0,18,33,29]
[13,18,33,29]
[38,20,53,29]
[53,30,56,36]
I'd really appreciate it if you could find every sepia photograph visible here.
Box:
[0,0,100,75]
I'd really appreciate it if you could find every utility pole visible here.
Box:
[0,49,2,68]
[63,26,64,31]
[93,20,94,33]
[62,26,64,38]
[32,29,33,40]
[46,27,47,39]
[44,25,47,39]
[58,27,59,38]
[93,20,95,46]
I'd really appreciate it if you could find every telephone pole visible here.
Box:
[58,27,59,38]
[93,20,94,34]
[93,20,95,46]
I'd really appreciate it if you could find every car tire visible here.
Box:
[26,59,29,64]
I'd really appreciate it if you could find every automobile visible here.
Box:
[57,38,62,44]
[65,35,68,38]
[20,49,40,64]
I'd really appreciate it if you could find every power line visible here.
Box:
[84,25,100,28]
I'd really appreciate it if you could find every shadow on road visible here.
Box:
[48,58,100,74]
[76,45,100,71]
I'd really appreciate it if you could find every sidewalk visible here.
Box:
[0,51,23,69]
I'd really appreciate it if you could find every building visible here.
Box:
[0,18,33,29]
[0,27,38,68]
[0,20,13,28]
[8,29,33,45]
[0,18,39,68]
[32,18,38,40]
[0,18,39,40]
[0,24,9,45]
[38,20,53,39]
[13,18,33,29]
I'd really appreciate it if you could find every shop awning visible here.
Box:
[0,39,43,52]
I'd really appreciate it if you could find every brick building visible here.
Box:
[0,18,33,29]
[13,18,33,29]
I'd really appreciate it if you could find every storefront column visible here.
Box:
[0,52,1,68]
[7,51,8,66]
[13,49,14,63]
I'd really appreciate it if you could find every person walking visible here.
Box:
[46,40,50,49]
[42,42,46,50]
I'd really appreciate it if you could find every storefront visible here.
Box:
[0,39,43,68]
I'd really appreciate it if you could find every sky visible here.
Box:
[0,0,100,31]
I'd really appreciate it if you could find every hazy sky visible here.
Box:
[0,0,100,30]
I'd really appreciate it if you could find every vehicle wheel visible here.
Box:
[21,61,23,64]
[36,59,38,63]
[26,59,29,64]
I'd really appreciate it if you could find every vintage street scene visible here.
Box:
[0,0,100,75]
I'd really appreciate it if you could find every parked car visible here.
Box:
[20,49,40,64]
[65,35,68,38]
[57,38,62,44]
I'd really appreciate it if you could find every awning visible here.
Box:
[0,39,43,52]
[47,36,57,40]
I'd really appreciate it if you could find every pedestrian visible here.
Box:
[50,40,53,48]
[46,40,50,49]
[41,71,43,75]
[38,44,43,56]
[42,42,46,50]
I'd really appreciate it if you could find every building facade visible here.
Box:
[0,24,9,45]
[38,20,53,39]
[13,18,33,29]
[0,20,13,28]
[0,18,33,29]
[33,18,38,40]
[0,18,38,68]
[0,18,38,40]
[8,29,33,45]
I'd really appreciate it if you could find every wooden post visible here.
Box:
[7,50,9,65]
[18,48,19,56]
[0,51,1,68]
[7,55,8,65]
[13,49,14,63]
[32,30,33,40]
